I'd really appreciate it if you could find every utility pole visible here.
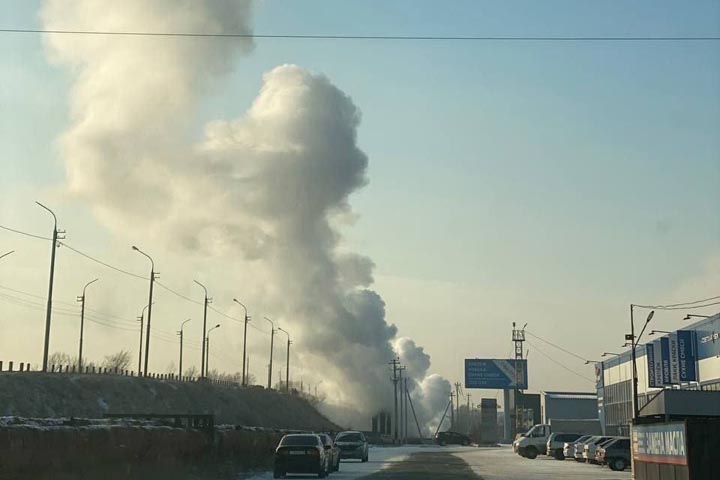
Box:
[233,299,250,386]
[449,391,455,430]
[194,280,211,378]
[389,357,401,442]
[206,324,220,376]
[398,366,405,443]
[37,201,63,372]
[512,322,527,436]
[178,318,191,379]
[265,317,275,389]
[466,393,471,434]
[455,382,462,431]
[136,303,151,375]
[278,327,291,393]
[76,278,98,371]
[404,377,409,441]
[133,246,156,377]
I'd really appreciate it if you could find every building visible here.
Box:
[542,391,598,422]
[596,312,720,436]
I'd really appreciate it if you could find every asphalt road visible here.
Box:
[241,445,632,480]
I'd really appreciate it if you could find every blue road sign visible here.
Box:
[465,359,528,390]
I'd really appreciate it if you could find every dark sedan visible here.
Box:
[274,434,328,478]
[435,431,471,446]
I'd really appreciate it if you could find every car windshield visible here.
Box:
[336,433,363,442]
[280,435,319,447]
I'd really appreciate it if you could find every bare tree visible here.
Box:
[183,365,198,379]
[48,351,75,368]
[102,350,131,371]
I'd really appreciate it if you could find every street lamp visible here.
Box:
[37,201,62,372]
[205,324,221,377]
[233,298,250,386]
[684,314,710,320]
[601,352,620,357]
[264,316,276,389]
[584,360,600,364]
[0,250,14,261]
[132,246,156,377]
[629,305,655,422]
[194,280,211,378]
[178,318,191,379]
[136,302,153,375]
[648,330,671,336]
[77,278,99,371]
[277,327,292,392]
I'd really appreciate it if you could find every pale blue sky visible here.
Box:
[1,1,719,393]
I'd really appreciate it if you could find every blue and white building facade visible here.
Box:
[596,312,720,436]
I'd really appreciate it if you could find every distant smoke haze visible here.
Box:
[41,0,450,429]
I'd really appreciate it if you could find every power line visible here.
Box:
[1,28,718,42]
[155,281,203,305]
[635,295,720,310]
[524,330,590,363]
[0,224,52,241]
[526,340,595,384]
[59,242,148,280]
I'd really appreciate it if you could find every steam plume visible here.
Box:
[42,0,449,428]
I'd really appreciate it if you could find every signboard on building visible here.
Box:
[465,359,528,389]
[669,333,680,384]
[653,340,664,386]
[677,330,697,382]
[646,343,658,388]
[632,422,688,466]
[660,337,671,385]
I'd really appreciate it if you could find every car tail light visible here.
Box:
[309,448,320,456]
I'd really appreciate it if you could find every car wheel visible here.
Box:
[318,468,327,478]
[362,454,368,462]
[609,458,626,471]
[273,470,284,479]
[439,440,446,446]
[461,440,469,446]
[555,451,565,460]
[524,446,538,459]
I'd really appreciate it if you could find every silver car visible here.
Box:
[334,431,369,462]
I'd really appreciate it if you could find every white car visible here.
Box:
[563,435,592,459]
[582,436,614,463]
[545,433,583,460]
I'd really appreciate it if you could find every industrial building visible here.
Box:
[596,312,720,435]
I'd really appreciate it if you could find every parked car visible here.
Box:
[335,431,369,462]
[563,434,592,460]
[274,433,328,478]
[582,436,614,463]
[546,433,582,460]
[318,433,340,472]
[435,431,471,446]
[597,437,631,471]
[574,436,601,462]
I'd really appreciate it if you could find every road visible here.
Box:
[240,445,632,479]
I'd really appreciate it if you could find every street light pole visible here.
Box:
[132,246,156,377]
[77,278,98,371]
[136,303,152,375]
[37,201,63,372]
[630,304,654,422]
[278,327,291,392]
[265,317,275,389]
[206,324,220,377]
[233,298,250,386]
[178,318,191,379]
[194,280,211,378]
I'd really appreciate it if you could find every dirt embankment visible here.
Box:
[0,373,337,431]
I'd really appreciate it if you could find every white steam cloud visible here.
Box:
[42,0,449,429]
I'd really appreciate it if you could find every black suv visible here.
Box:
[434,431,471,446]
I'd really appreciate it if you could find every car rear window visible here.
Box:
[280,435,319,446]
[336,433,363,442]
